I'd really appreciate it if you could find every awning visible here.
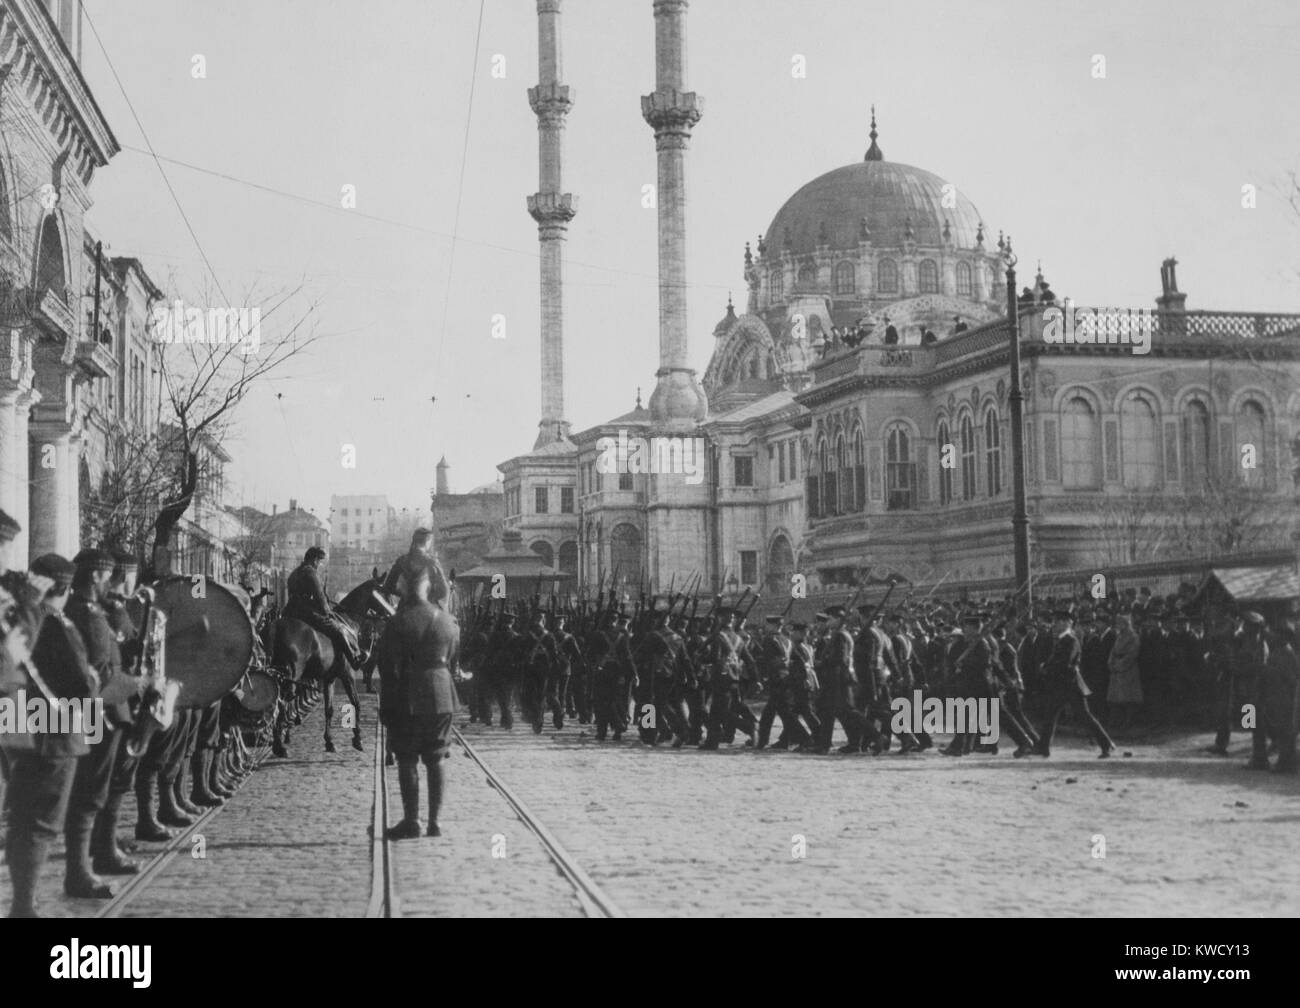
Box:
[1204,565,1299,603]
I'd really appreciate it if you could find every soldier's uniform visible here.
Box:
[520,615,560,732]
[285,555,360,666]
[4,551,96,918]
[1233,614,1270,771]
[1037,612,1114,758]
[812,607,862,754]
[756,618,796,749]
[701,611,748,749]
[377,590,459,838]
[590,615,632,742]
[381,541,450,605]
[553,617,589,724]
[943,616,994,756]
[482,614,520,728]
[784,623,821,750]
[633,614,691,747]
[63,549,142,899]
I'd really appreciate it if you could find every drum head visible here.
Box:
[154,576,256,708]
[239,670,280,713]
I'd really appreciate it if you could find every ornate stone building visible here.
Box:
[500,1,1300,599]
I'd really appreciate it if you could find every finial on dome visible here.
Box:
[817,220,829,245]
[726,292,735,315]
[997,230,1005,253]
[904,216,915,242]
[859,216,871,240]
[976,222,985,247]
[864,105,883,161]
[635,387,642,409]
[1035,260,1044,285]
[942,219,951,242]
[757,233,767,256]
[744,242,752,266]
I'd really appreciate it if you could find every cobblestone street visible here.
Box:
[5,689,1297,917]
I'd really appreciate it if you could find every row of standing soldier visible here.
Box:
[0,509,257,918]
[453,574,1297,772]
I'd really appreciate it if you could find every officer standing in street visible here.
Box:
[1035,610,1114,759]
[377,564,459,839]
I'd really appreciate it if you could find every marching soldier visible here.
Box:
[1234,612,1271,771]
[1035,610,1114,759]
[942,612,993,756]
[590,612,632,742]
[633,605,691,747]
[552,614,589,725]
[700,609,748,749]
[756,615,807,749]
[881,609,925,754]
[812,606,862,754]
[376,564,459,839]
[784,621,821,751]
[482,612,520,729]
[683,616,710,745]
[5,548,97,918]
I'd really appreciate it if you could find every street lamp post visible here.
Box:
[1003,237,1033,615]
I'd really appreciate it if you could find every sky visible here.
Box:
[78,0,1300,522]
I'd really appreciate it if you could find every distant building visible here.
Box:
[428,456,503,580]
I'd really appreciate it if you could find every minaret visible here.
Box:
[435,456,450,495]
[527,0,575,448]
[641,0,707,428]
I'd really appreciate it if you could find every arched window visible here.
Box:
[1183,399,1212,488]
[530,540,554,568]
[918,259,939,294]
[1120,394,1160,488]
[937,421,953,505]
[852,429,866,511]
[984,408,1002,496]
[833,261,855,295]
[877,258,898,295]
[797,263,816,287]
[835,433,849,514]
[609,524,642,589]
[35,214,67,301]
[955,261,972,297]
[769,270,784,302]
[959,415,977,500]
[1237,400,1267,487]
[1062,397,1100,488]
[558,540,578,578]
[886,425,914,510]
[766,534,794,594]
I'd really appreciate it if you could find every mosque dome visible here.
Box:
[763,113,984,255]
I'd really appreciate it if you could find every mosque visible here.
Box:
[498,0,1300,600]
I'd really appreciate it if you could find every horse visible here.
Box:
[270,573,393,756]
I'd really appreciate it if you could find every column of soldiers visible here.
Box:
[0,509,260,917]
[452,576,1296,775]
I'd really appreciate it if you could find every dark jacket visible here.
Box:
[377,599,459,724]
[29,605,99,758]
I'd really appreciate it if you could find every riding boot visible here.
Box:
[173,763,204,817]
[135,770,175,841]
[6,836,44,917]
[64,818,113,899]
[385,762,422,839]
[91,794,140,875]
[157,772,195,828]
[211,754,237,797]
[190,751,225,807]
[425,758,444,837]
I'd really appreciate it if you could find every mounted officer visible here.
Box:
[284,547,360,666]
[382,528,449,605]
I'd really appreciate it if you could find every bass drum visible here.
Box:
[237,669,280,713]
[153,575,256,709]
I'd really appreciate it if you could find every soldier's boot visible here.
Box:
[385,762,422,840]
[173,762,205,817]
[91,794,140,875]
[7,837,43,917]
[425,760,444,837]
[211,751,238,796]
[134,771,175,841]
[157,772,196,828]
[190,751,225,807]
[64,818,113,899]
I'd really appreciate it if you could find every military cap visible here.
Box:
[653,599,672,613]
[814,612,830,622]
[764,615,783,625]
[31,553,74,590]
[500,612,517,624]
[0,508,21,543]
[304,545,326,563]
[960,611,984,625]
[825,604,846,618]
[553,613,568,623]
[73,548,116,573]
[111,550,139,572]
[790,621,808,631]
[1241,611,1265,626]
[856,604,878,617]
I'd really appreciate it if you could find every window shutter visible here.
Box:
[917,444,931,502]
[1163,420,1180,483]
[1103,419,1119,483]
[1042,418,1059,482]
[868,446,883,501]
